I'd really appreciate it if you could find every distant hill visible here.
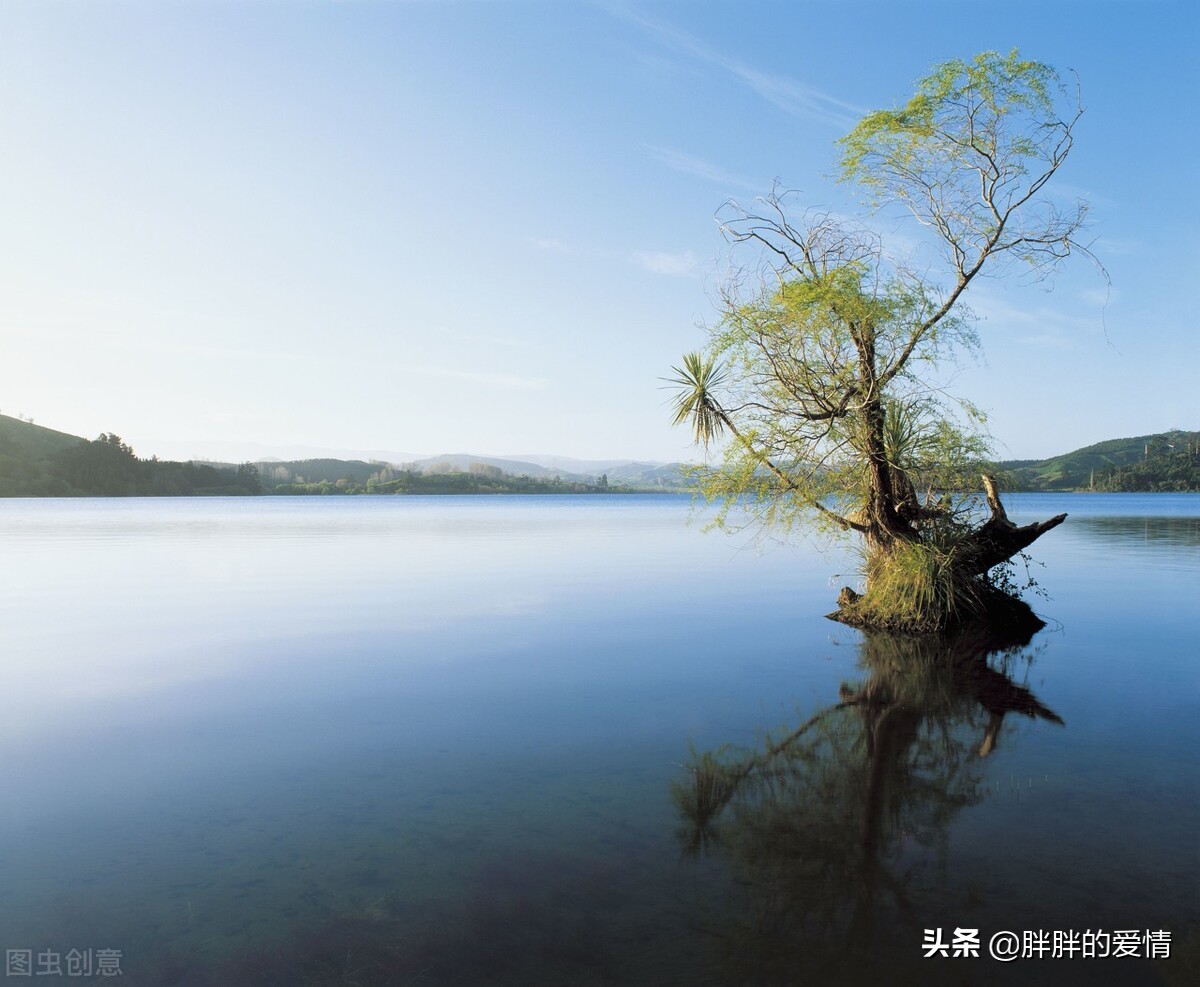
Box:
[409,453,568,480]
[255,458,384,487]
[401,454,689,489]
[0,415,95,495]
[140,438,423,466]
[0,415,692,496]
[604,461,690,487]
[253,455,690,492]
[1,414,1194,495]
[1084,435,1200,492]
[993,430,1200,491]
[0,415,260,496]
[249,433,1194,495]
[0,414,85,459]
[498,453,667,473]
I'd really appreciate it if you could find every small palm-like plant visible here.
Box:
[665,351,731,447]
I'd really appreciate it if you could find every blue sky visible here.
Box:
[1,0,1196,463]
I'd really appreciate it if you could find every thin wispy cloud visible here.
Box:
[1088,235,1140,257]
[411,365,549,391]
[527,236,572,254]
[611,5,862,128]
[967,291,1107,352]
[202,410,268,427]
[631,249,699,276]
[2,309,312,367]
[527,233,701,276]
[646,145,761,192]
[432,326,530,349]
[1080,286,1115,308]
[1047,179,1116,211]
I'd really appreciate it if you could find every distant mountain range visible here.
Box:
[251,453,687,491]
[0,415,692,495]
[0,414,1196,495]
[402,453,686,488]
[230,429,1200,493]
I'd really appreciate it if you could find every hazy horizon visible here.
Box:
[7,409,1193,471]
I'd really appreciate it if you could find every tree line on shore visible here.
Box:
[0,431,263,497]
[1086,446,1200,492]
[0,423,624,497]
[0,412,1194,498]
[269,465,617,496]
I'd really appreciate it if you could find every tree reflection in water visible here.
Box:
[672,625,1063,985]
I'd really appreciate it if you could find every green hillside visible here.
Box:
[0,415,260,496]
[0,415,90,495]
[1090,443,1200,491]
[994,430,1200,491]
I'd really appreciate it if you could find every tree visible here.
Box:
[235,461,263,494]
[58,433,142,496]
[668,51,1096,632]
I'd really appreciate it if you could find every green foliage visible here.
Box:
[838,50,1081,276]
[991,551,1047,602]
[1093,446,1200,492]
[258,458,382,487]
[58,433,140,495]
[840,50,1059,184]
[671,49,1088,537]
[859,543,981,631]
[686,265,989,537]
[664,351,730,446]
[882,395,993,500]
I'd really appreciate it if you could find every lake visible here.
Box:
[0,494,1196,985]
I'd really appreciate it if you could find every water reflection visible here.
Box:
[1067,514,1200,549]
[673,625,1063,984]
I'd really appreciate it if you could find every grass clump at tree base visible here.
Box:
[832,539,1044,637]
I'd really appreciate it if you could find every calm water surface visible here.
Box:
[0,494,1196,985]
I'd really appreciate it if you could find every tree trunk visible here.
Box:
[957,474,1067,577]
[855,323,918,552]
